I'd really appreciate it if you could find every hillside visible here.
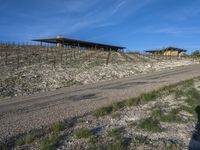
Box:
[0,45,199,98]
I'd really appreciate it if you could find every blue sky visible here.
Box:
[0,0,200,53]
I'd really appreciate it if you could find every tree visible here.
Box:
[192,50,200,57]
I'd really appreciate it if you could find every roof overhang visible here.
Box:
[32,37,125,50]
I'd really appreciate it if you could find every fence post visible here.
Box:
[106,49,111,66]
[5,50,8,65]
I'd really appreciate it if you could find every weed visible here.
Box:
[174,89,184,99]
[138,117,162,133]
[139,91,157,103]
[93,106,112,118]
[49,122,66,133]
[165,143,180,150]
[106,141,124,150]
[185,88,200,107]
[74,128,92,139]
[152,108,184,123]
[112,102,124,112]
[62,79,82,87]
[125,97,140,107]
[15,131,40,146]
[37,134,61,150]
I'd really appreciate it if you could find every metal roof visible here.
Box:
[32,37,125,51]
[145,47,187,53]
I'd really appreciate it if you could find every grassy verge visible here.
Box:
[93,78,195,118]
[2,119,73,149]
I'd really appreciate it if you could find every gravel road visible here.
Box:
[1,64,200,140]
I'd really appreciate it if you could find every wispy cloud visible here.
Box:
[0,0,154,40]
[111,1,126,15]
[153,27,200,35]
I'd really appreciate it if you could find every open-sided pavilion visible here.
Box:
[32,36,125,51]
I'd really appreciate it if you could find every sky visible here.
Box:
[0,0,200,53]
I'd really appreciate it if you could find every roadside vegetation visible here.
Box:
[1,77,200,150]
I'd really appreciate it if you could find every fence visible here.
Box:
[0,42,113,69]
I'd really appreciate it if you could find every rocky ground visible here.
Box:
[0,55,198,98]
[1,77,200,150]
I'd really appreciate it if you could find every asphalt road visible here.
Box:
[1,64,200,139]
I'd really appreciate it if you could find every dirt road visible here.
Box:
[1,64,200,139]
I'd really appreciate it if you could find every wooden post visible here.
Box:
[5,50,8,65]
[17,49,19,68]
[60,48,63,65]
[106,49,111,66]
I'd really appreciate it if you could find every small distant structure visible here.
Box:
[145,47,187,57]
[32,35,125,51]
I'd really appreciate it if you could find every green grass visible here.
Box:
[106,142,125,150]
[15,130,41,146]
[152,108,185,123]
[13,121,68,148]
[74,128,92,139]
[164,143,180,150]
[37,134,61,150]
[125,97,140,107]
[185,88,200,107]
[92,78,196,119]
[49,122,66,133]
[111,102,124,112]
[93,102,125,118]
[93,106,112,118]
[138,117,162,133]
[125,91,158,107]
[62,79,82,87]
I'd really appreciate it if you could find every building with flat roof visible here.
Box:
[32,36,125,51]
[145,47,187,57]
